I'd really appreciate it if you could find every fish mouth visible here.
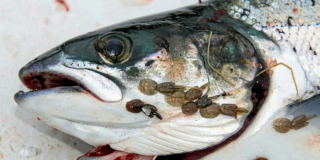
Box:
[15,52,123,103]
[22,71,79,91]
[19,70,101,101]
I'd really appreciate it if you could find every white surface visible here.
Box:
[0,0,197,159]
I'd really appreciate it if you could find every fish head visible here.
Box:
[15,5,266,156]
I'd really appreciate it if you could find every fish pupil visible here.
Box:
[105,39,124,59]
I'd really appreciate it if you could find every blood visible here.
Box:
[37,117,41,121]
[213,9,227,21]
[157,56,160,59]
[55,0,70,12]
[286,3,290,5]
[77,145,113,160]
[198,17,209,22]
[292,8,299,14]
[78,145,153,160]
[255,63,262,68]
[198,9,227,23]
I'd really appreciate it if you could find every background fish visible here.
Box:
[2,0,319,160]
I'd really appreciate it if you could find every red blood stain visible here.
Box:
[157,56,160,59]
[286,3,290,5]
[55,0,70,12]
[78,145,113,159]
[198,17,210,22]
[255,63,262,68]
[198,9,227,23]
[78,145,153,160]
[37,117,41,121]
[213,9,227,21]
[265,58,277,67]
[293,8,299,14]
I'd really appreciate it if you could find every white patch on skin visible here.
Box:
[135,49,166,70]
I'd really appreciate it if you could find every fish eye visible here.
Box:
[95,33,132,65]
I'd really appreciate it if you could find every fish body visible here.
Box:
[14,0,320,159]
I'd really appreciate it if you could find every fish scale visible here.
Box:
[218,0,320,90]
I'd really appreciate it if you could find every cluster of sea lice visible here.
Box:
[126,99,162,120]
[138,79,248,119]
[273,114,317,133]
[182,96,248,119]
[138,78,207,106]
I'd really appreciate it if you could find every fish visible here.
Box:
[14,0,320,159]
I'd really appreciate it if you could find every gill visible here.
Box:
[206,31,317,133]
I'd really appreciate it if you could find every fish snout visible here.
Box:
[17,47,123,102]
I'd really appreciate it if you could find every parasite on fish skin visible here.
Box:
[219,104,248,119]
[273,114,317,133]
[142,104,163,120]
[138,79,246,119]
[165,91,186,107]
[196,95,213,108]
[156,82,178,94]
[273,118,292,133]
[181,97,246,120]
[126,99,145,113]
[126,99,162,120]
[185,88,203,101]
[199,103,220,118]
[181,102,199,115]
[290,114,317,130]
[138,79,158,95]
[138,79,208,107]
